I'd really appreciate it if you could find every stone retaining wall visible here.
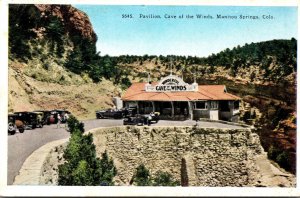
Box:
[91,126,263,186]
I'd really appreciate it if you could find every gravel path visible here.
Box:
[8,118,247,185]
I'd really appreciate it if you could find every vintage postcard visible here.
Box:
[1,0,299,196]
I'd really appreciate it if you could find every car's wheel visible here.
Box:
[8,122,16,135]
[19,127,25,133]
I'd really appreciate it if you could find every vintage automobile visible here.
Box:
[123,112,160,126]
[126,107,137,117]
[123,114,145,126]
[144,112,160,124]
[31,111,44,128]
[14,111,38,129]
[34,110,51,125]
[8,114,17,135]
[96,109,126,119]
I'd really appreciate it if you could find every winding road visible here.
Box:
[7,119,246,185]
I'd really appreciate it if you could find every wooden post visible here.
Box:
[151,101,155,112]
[171,101,174,118]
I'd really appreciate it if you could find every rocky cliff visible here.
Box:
[34,4,97,42]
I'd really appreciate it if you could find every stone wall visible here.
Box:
[91,126,263,186]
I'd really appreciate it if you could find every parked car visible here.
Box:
[14,111,38,129]
[34,110,51,125]
[123,114,145,126]
[32,111,44,128]
[8,114,17,135]
[126,107,137,117]
[144,112,160,124]
[96,109,125,119]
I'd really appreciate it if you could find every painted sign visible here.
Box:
[145,75,198,92]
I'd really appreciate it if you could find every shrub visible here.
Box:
[132,164,151,186]
[98,151,117,186]
[276,151,290,170]
[131,164,180,186]
[121,77,132,90]
[153,171,180,186]
[58,115,117,186]
[267,145,281,161]
[66,115,84,134]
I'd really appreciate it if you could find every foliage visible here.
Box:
[132,164,179,186]
[153,171,180,186]
[98,151,118,186]
[66,115,84,134]
[58,115,117,186]
[267,145,291,171]
[9,5,41,60]
[58,130,100,185]
[132,164,151,186]
[267,145,281,160]
[276,151,289,170]
[271,107,289,128]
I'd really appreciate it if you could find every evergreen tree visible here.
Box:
[132,164,151,186]
[58,116,117,186]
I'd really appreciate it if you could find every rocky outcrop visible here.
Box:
[34,4,97,42]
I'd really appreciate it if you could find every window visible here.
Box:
[194,101,207,109]
[234,101,239,110]
[210,101,218,109]
[219,101,230,111]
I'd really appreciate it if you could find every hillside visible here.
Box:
[8,4,126,119]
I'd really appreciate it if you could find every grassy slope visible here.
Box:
[8,61,122,120]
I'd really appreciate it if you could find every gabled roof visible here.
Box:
[122,82,240,101]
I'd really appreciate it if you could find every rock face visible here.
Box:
[90,126,296,187]
[34,4,97,42]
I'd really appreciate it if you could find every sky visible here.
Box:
[74,5,297,57]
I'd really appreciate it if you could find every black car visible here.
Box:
[96,109,125,119]
[14,111,38,129]
[123,114,146,126]
[143,112,160,124]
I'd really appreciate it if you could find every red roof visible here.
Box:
[122,82,240,101]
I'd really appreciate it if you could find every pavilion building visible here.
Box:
[121,74,240,122]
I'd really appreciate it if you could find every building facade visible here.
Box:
[122,75,240,122]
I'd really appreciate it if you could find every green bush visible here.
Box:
[267,145,291,171]
[131,164,180,186]
[66,115,84,134]
[153,171,180,186]
[99,151,117,186]
[58,115,117,186]
[132,164,151,186]
[276,151,289,170]
[267,145,281,161]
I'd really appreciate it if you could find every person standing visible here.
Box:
[57,114,62,128]
[64,112,69,128]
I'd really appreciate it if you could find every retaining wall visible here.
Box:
[91,126,262,186]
